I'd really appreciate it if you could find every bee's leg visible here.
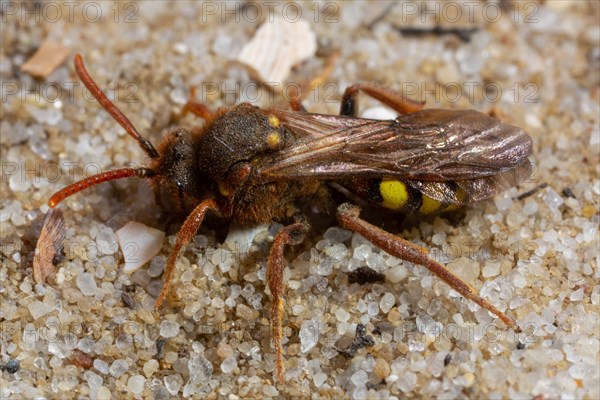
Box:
[288,50,340,112]
[336,203,517,330]
[266,219,310,383]
[340,83,425,117]
[154,199,220,310]
[288,97,307,113]
[181,86,215,122]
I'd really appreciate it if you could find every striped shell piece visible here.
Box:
[236,15,317,85]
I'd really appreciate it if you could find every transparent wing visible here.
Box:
[257,108,532,184]
[403,162,533,205]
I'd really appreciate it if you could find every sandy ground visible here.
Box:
[1,1,599,399]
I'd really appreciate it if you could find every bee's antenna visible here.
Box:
[74,54,160,159]
[48,167,155,208]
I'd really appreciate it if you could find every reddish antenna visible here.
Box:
[48,167,154,208]
[74,54,159,159]
[48,55,159,207]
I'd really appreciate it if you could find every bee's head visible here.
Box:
[150,128,209,215]
[47,55,211,214]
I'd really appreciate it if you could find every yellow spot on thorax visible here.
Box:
[380,179,409,210]
[267,131,281,148]
[268,115,280,128]
[218,181,230,196]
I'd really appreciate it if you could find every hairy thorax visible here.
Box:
[225,178,328,225]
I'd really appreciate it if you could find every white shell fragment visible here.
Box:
[224,223,270,249]
[224,223,270,264]
[236,15,317,85]
[360,107,398,121]
[116,221,165,273]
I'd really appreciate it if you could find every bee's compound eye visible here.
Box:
[219,162,253,198]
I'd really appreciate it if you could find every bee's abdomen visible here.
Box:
[346,178,463,214]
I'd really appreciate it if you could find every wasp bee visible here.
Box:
[47,55,532,383]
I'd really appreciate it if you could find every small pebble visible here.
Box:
[324,227,353,242]
[127,375,145,395]
[379,293,396,313]
[109,359,128,378]
[27,301,54,319]
[77,338,95,354]
[73,349,93,369]
[314,372,328,387]
[336,308,350,323]
[96,386,111,399]
[143,359,159,377]
[217,342,234,358]
[367,301,379,316]
[374,359,390,380]
[482,262,501,278]
[570,288,584,301]
[568,363,588,379]
[76,272,98,296]
[93,359,110,375]
[160,320,180,338]
[543,188,564,210]
[299,320,319,353]
[164,374,183,395]
[397,371,417,392]
[263,385,279,397]
[4,360,20,374]
[351,370,368,386]
[220,356,237,374]
[84,370,102,388]
[385,265,407,283]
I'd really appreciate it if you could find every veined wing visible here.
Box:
[258,108,532,183]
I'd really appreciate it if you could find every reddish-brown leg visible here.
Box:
[340,83,426,117]
[287,50,340,112]
[336,203,516,329]
[266,221,309,383]
[181,87,214,122]
[154,199,220,309]
[288,96,306,113]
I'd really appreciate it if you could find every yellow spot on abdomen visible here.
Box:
[380,179,409,210]
[420,195,441,214]
[443,203,460,212]
[268,115,280,128]
[443,187,468,212]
